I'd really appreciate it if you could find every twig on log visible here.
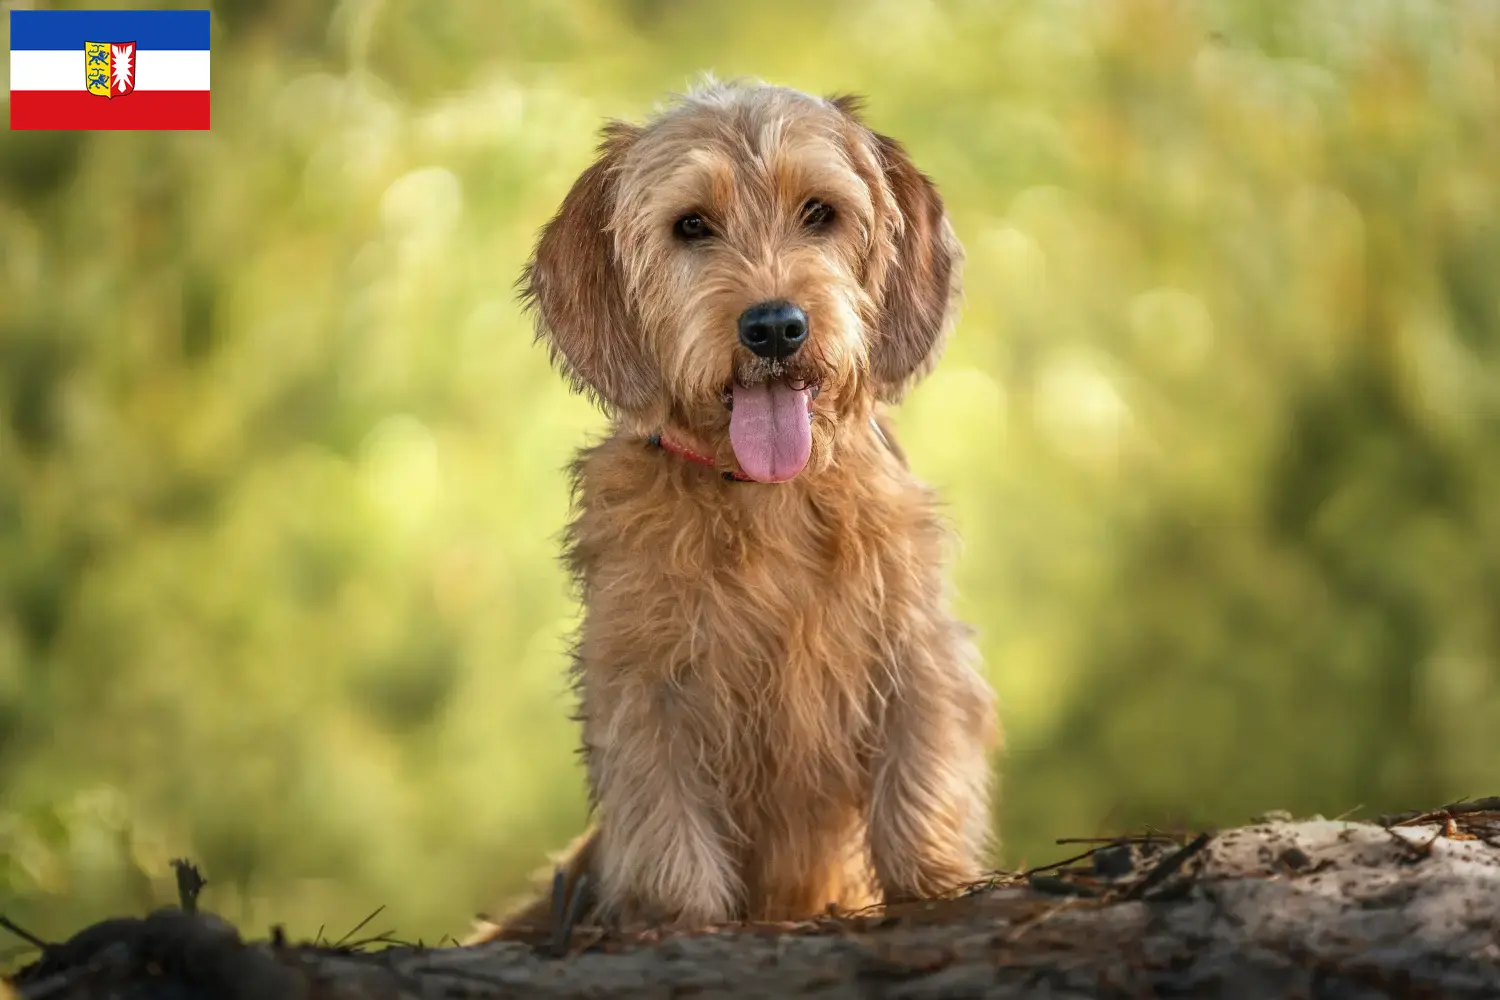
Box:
[1019,846,1113,879]
[1378,797,1500,827]
[0,917,48,953]
[1054,834,1176,846]
[170,859,207,914]
[332,905,386,949]
[1123,832,1213,901]
[1383,823,1451,863]
[342,930,406,951]
[550,873,592,957]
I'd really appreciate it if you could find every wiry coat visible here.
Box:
[473,80,999,933]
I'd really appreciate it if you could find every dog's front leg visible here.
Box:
[587,680,741,928]
[867,628,997,903]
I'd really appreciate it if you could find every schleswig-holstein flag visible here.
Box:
[9,9,210,130]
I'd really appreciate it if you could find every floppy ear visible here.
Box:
[520,123,658,413]
[866,132,964,402]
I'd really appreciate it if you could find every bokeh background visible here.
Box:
[3,0,1499,959]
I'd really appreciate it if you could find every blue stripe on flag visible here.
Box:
[10,10,211,51]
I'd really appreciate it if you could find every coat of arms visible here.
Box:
[85,41,136,98]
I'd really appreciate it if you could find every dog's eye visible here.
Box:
[673,213,712,241]
[802,199,835,229]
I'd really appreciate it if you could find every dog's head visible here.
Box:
[521,80,963,483]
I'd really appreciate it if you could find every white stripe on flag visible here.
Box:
[9,50,210,92]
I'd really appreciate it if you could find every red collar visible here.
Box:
[648,433,755,482]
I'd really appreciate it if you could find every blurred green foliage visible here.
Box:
[2,0,1499,958]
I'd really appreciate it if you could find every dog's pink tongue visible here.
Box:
[729,382,812,483]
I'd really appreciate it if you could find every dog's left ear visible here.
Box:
[862,129,964,402]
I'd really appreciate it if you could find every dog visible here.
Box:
[469,78,999,939]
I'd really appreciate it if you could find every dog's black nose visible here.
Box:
[737,301,808,359]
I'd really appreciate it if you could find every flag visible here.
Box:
[9,10,210,130]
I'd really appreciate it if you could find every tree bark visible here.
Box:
[8,809,1500,999]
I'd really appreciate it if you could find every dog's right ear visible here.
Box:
[520,123,658,413]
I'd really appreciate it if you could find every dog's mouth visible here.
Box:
[719,360,822,484]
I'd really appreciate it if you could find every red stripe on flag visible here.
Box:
[10,91,210,131]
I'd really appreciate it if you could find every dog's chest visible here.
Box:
[579,477,901,662]
[571,465,929,789]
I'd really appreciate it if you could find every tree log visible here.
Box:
[7,811,1500,999]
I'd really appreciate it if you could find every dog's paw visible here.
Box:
[597,820,740,929]
[873,840,981,904]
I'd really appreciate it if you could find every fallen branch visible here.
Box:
[6,807,1500,999]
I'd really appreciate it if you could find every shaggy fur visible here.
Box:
[470,79,999,937]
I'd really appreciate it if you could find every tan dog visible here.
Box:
[473,79,998,938]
